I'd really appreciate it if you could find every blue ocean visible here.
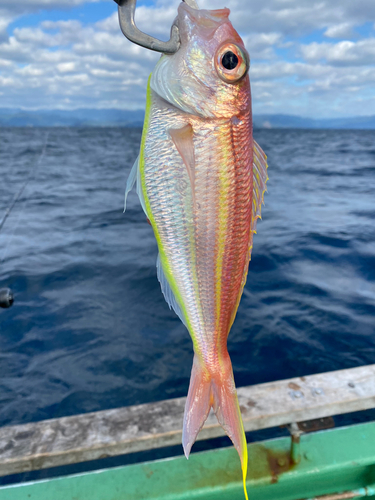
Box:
[0,127,375,479]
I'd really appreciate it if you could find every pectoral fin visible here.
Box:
[168,124,196,206]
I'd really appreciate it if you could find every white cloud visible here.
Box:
[0,7,161,110]
[301,38,375,66]
[0,0,100,46]
[57,62,76,73]
[198,0,375,37]
[243,32,283,60]
[134,5,180,37]
[324,23,355,39]
[0,0,374,117]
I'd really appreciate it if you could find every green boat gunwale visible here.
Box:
[0,364,374,499]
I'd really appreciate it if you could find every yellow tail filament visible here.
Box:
[242,446,249,500]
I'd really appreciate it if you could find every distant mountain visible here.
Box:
[0,108,145,127]
[0,108,375,129]
[253,114,375,130]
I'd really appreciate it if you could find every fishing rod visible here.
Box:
[0,178,30,308]
[0,134,49,309]
[0,177,31,232]
[0,136,48,233]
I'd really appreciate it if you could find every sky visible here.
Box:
[0,0,374,118]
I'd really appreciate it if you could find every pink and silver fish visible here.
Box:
[124,2,268,497]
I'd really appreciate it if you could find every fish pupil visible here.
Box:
[222,51,238,70]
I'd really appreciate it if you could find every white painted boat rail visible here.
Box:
[0,364,374,477]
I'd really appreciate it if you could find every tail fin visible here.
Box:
[183,355,248,500]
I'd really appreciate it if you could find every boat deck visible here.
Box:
[0,364,374,499]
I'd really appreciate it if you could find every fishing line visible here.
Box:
[0,132,49,265]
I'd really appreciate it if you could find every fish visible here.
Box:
[124,3,268,498]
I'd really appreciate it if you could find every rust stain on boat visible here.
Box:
[263,447,292,484]
[191,442,295,490]
[288,382,302,391]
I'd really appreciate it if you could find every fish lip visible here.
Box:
[179,2,231,24]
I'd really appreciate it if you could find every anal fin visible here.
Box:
[156,253,187,327]
[124,155,138,213]
[123,154,149,219]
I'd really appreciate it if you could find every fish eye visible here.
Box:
[215,43,249,84]
[222,51,238,70]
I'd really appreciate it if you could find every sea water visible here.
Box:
[0,127,374,437]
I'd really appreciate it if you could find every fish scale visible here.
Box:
[146,94,205,352]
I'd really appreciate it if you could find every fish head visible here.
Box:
[150,3,251,119]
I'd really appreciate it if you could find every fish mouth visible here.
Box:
[179,3,230,26]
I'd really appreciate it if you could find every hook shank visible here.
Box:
[113,0,181,54]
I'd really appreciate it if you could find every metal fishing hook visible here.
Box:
[113,0,198,54]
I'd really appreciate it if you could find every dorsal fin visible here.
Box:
[229,140,268,330]
[251,140,268,235]
[168,124,196,207]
